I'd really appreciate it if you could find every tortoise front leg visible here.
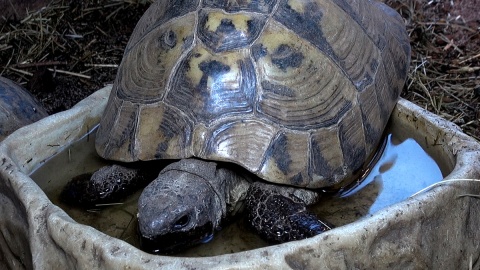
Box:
[61,164,157,208]
[245,182,332,243]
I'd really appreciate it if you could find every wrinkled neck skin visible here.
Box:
[216,163,252,218]
[137,158,250,254]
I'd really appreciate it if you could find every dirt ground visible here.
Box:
[386,0,480,140]
[0,0,479,139]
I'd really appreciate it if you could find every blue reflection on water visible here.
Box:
[339,134,444,214]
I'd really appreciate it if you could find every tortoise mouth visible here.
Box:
[138,221,214,255]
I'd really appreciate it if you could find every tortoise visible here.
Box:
[0,76,48,141]
[63,0,410,254]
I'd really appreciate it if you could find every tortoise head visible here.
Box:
[137,159,225,254]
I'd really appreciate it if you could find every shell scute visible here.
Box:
[273,0,337,63]
[166,46,256,124]
[203,119,277,173]
[338,105,367,171]
[358,83,384,155]
[309,127,345,187]
[136,103,193,160]
[275,0,382,92]
[0,77,48,140]
[115,15,195,103]
[198,10,268,53]
[253,21,357,130]
[96,98,139,162]
[259,131,310,186]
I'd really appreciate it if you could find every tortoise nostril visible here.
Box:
[173,215,190,230]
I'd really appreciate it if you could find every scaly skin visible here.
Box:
[63,158,332,254]
[61,164,156,208]
[245,182,330,243]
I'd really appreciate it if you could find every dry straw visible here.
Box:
[1,0,478,140]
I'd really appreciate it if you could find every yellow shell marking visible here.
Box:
[186,47,245,91]
[205,11,251,33]
[186,47,210,87]
[287,0,305,13]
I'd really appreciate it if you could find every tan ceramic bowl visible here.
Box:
[1,86,479,269]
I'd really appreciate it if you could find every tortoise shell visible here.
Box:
[0,76,48,140]
[96,0,410,189]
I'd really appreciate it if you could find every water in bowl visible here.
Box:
[30,122,447,257]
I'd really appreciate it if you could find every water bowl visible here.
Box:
[1,86,479,269]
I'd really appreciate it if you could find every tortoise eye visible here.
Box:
[173,215,190,230]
